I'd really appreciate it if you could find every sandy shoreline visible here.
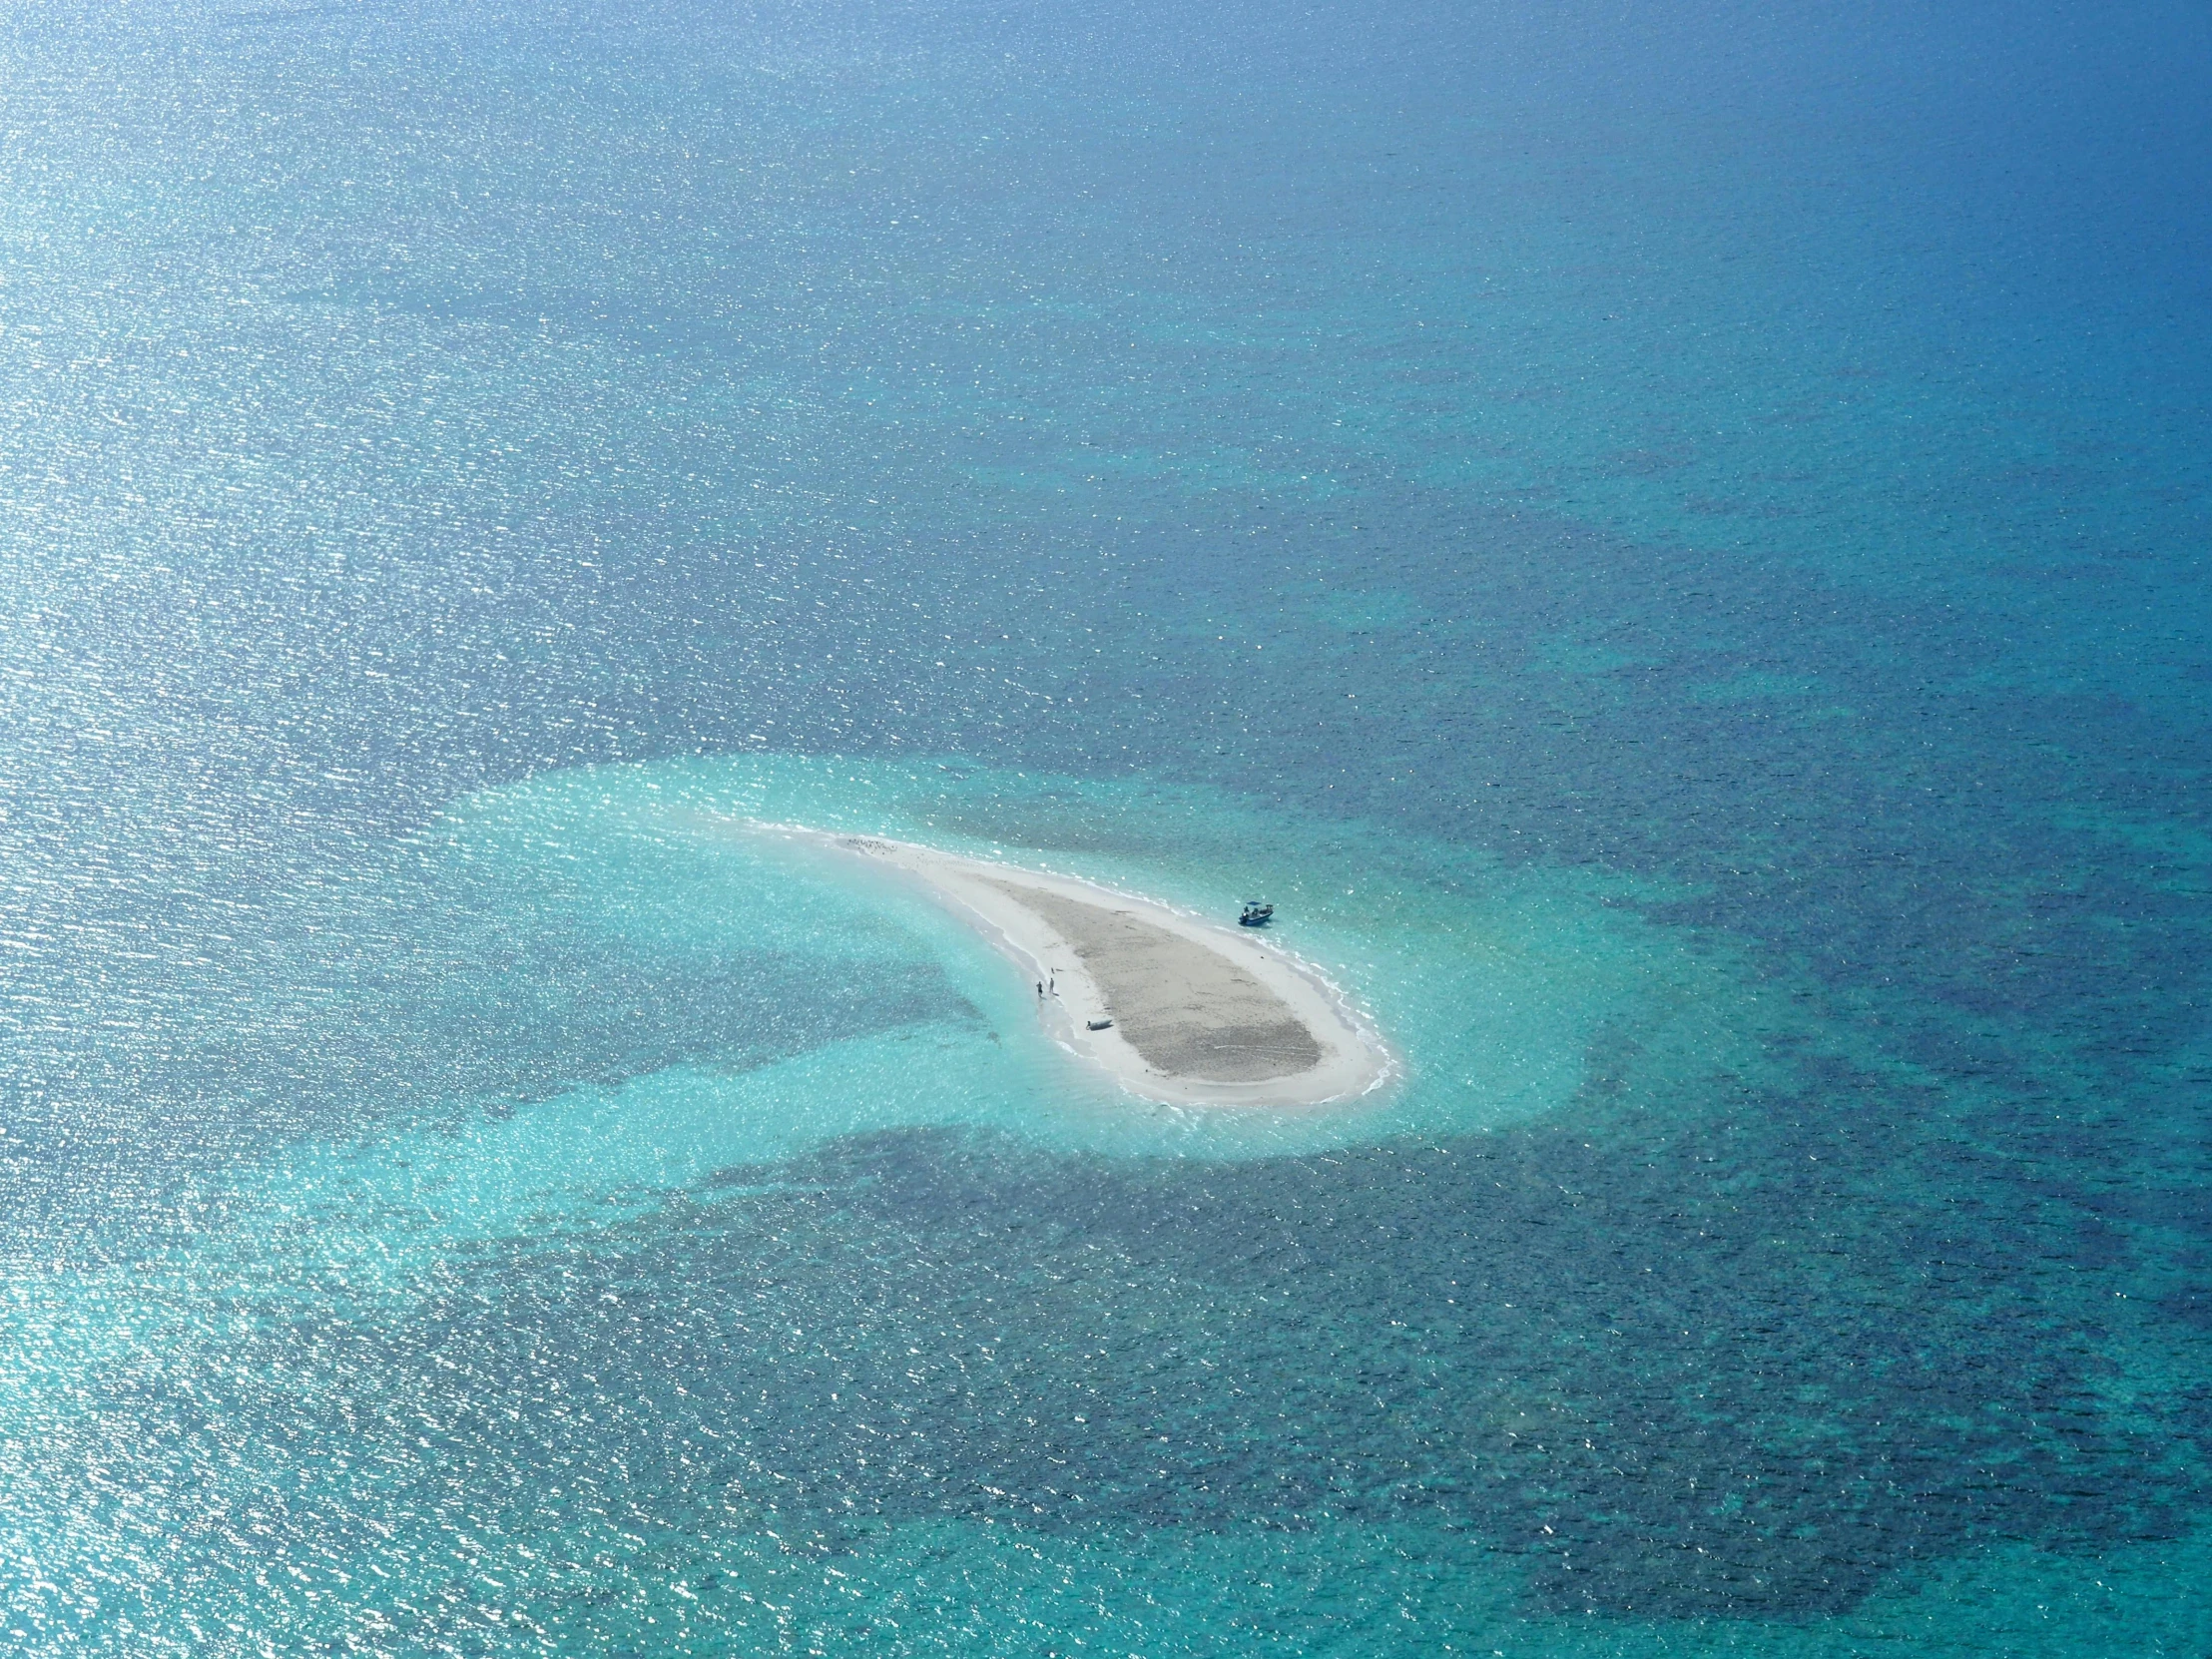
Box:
[740,824,1391,1108]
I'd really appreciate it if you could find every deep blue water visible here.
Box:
[2,0,2210,1651]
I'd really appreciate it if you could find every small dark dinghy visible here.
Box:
[1238,900,1274,927]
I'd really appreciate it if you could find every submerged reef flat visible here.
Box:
[755,825,1390,1107]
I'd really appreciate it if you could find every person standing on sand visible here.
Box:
[1036,980,1044,998]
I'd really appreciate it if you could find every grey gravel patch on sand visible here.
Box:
[989,882,1324,1082]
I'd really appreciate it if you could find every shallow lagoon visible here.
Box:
[2,754,2191,1653]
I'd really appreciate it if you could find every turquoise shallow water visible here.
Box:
[2,0,2211,1651]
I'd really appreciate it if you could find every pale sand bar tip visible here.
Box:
[755,825,1392,1108]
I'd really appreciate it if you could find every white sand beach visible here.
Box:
[747,825,1391,1108]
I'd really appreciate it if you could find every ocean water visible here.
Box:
[2,0,2209,1652]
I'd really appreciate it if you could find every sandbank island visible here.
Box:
[748,825,1392,1108]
